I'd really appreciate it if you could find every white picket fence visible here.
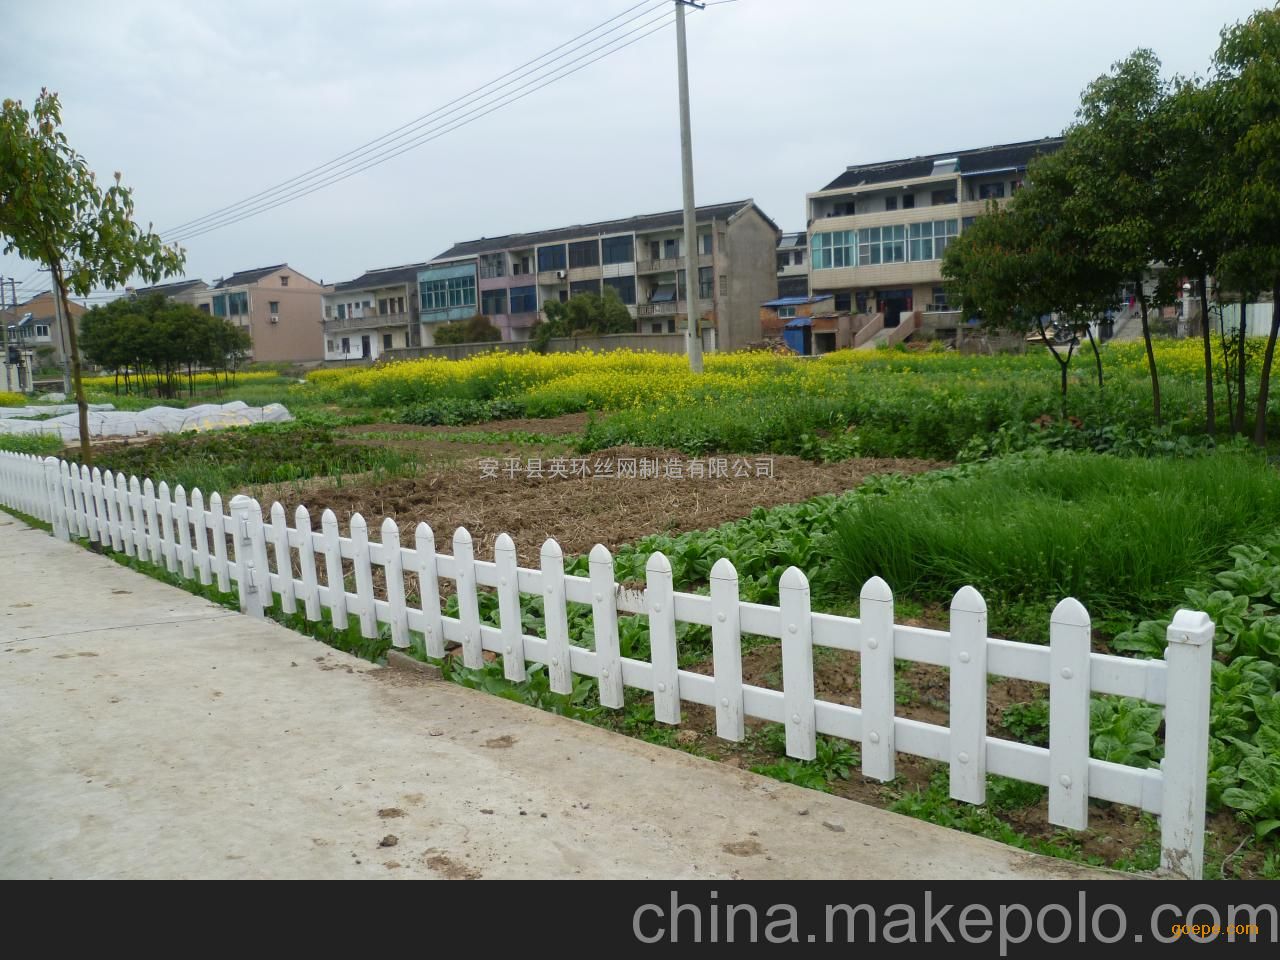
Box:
[0,451,1214,878]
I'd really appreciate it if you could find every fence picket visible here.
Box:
[1049,597,1091,830]
[646,551,679,724]
[191,488,211,584]
[948,585,988,804]
[99,470,118,549]
[382,517,409,648]
[320,508,347,629]
[780,566,816,760]
[453,527,483,669]
[129,476,146,562]
[860,576,896,781]
[229,495,265,617]
[416,523,444,658]
[1160,610,1215,880]
[174,485,194,578]
[209,492,230,593]
[709,558,744,742]
[79,465,95,541]
[143,478,160,561]
[589,544,624,709]
[494,533,526,681]
[350,514,377,639]
[114,471,130,555]
[158,481,177,572]
[540,538,572,694]
[45,458,69,541]
[295,506,321,621]
[270,502,296,616]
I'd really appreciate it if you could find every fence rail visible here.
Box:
[0,451,1214,878]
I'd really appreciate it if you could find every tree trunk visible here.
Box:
[1220,305,1236,432]
[1086,322,1103,390]
[1135,281,1161,426]
[1254,286,1280,447]
[1039,317,1070,414]
[50,260,91,466]
[1237,300,1249,436]
[1199,273,1214,439]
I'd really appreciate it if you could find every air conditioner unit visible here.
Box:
[270,314,280,324]
[555,270,567,280]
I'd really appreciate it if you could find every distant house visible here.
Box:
[180,265,330,363]
[776,232,809,299]
[425,200,781,352]
[0,290,87,370]
[759,294,853,355]
[321,262,427,361]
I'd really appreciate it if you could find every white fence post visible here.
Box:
[157,481,176,571]
[269,502,296,616]
[494,533,526,681]
[209,492,230,593]
[102,470,121,552]
[190,488,210,583]
[780,566,816,761]
[589,543,624,709]
[1049,597,1091,830]
[382,517,409,649]
[350,513,377,639]
[45,457,68,541]
[174,485,193,578]
[949,585,988,804]
[1160,609,1214,880]
[295,506,321,621]
[453,527,483,669]
[229,494,265,618]
[113,472,130,555]
[646,551,680,725]
[320,508,347,629]
[860,576,896,781]
[416,523,444,659]
[709,557,744,742]
[143,478,160,561]
[128,476,145,560]
[540,538,573,694]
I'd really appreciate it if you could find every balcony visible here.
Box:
[324,311,413,333]
[637,301,683,317]
[636,253,712,274]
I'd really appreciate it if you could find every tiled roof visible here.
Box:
[332,262,431,293]
[820,138,1065,192]
[131,278,208,297]
[432,201,771,261]
[214,264,291,288]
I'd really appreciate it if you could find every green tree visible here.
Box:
[433,313,502,346]
[533,287,634,350]
[1208,7,1280,446]
[0,89,184,463]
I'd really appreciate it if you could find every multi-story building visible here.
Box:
[148,264,330,363]
[0,290,87,371]
[423,200,780,351]
[776,232,809,299]
[321,263,427,361]
[806,138,1063,339]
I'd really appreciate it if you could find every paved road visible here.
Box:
[0,514,1116,880]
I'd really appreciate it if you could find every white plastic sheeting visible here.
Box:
[0,401,293,441]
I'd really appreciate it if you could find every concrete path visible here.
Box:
[0,515,1116,880]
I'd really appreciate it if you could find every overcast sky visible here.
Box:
[0,0,1264,300]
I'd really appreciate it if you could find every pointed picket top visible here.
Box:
[860,575,892,603]
[208,488,222,507]
[159,479,169,498]
[92,466,102,484]
[540,537,563,561]
[589,543,612,564]
[779,565,809,592]
[416,521,435,548]
[320,507,337,525]
[646,550,672,575]
[1051,596,1090,628]
[174,482,185,500]
[271,501,286,523]
[102,469,114,487]
[710,556,737,583]
[951,584,986,615]
[381,516,399,540]
[295,503,311,527]
[494,531,516,557]
[453,526,473,549]
[350,511,367,533]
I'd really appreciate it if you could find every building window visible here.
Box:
[651,322,663,333]
[511,255,531,275]
[978,182,1006,200]
[885,196,898,211]
[198,303,210,313]
[34,324,49,338]
[420,274,477,311]
[212,294,227,316]
[902,194,915,209]
[509,285,537,313]
[602,275,636,305]
[908,220,958,262]
[664,237,678,259]
[698,266,713,300]
[280,275,289,287]
[777,253,790,272]
[480,254,505,279]
[931,188,958,205]
[481,288,508,315]
[226,291,248,315]
[719,275,727,297]
[601,235,634,265]
[857,225,906,265]
[537,244,567,272]
[834,292,852,312]
[570,279,601,299]
[324,304,332,318]
[812,230,854,270]
[383,333,393,350]
[341,337,350,353]
[327,339,335,352]
[794,251,804,266]
[931,287,949,310]
[778,306,797,319]
[568,240,600,268]
[337,304,346,320]
[962,216,977,230]
[700,233,713,255]
[1011,178,1024,193]
[269,300,280,314]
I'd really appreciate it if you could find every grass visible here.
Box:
[828,450,1280,635]
[0,433,64,456]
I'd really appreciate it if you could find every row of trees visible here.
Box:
[79,293,251,397]
[943,5,1280,444]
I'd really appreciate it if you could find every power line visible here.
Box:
[162,0,672,241]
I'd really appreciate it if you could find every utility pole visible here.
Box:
[0,276,11,392]
[48,272,72,394]
[676,0,705,373]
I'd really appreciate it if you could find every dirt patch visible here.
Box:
[264,447,939,565]
[424,852,482,880]
[722,839,765,857]
[378,808,406,819]
[483,735,516,749]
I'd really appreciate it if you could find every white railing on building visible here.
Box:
[0,450,1214,879]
